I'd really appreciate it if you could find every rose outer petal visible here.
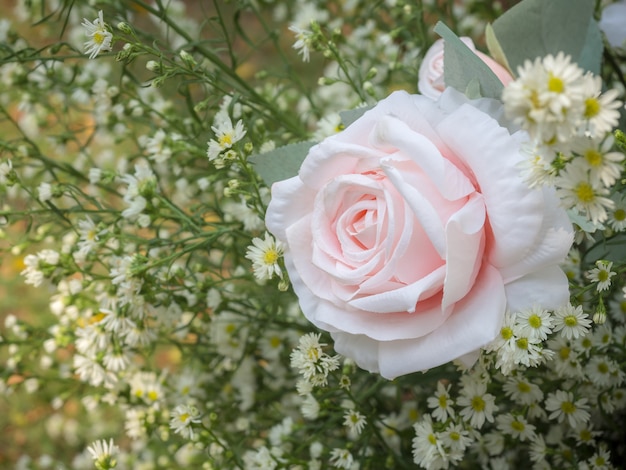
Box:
[436,103,547,269]
[379,264,506,379]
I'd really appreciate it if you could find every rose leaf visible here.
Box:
[433,21,504,100]
[490,0,602,75]
[248,141,316,186]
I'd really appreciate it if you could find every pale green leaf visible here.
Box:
[340,105,373,127]
[490,0,601,74]
[249,141,315,186]
[433,22,504,100]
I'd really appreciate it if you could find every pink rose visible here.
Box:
[418,37,514,100]
[266,89,572,379]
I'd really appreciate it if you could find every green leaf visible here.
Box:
[248,141,315,186]
[340,105,373,127]
[485,23,512,75]
[490,0,602,74]
[433,22,504,100]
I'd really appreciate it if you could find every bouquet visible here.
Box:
[1,0,625,468]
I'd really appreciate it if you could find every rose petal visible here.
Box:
[376,264,506,379]
[436,103,545,268]
[504,265,570,313]
[266,176,316,240]
[441,193,486,311]
[498,186,573,283]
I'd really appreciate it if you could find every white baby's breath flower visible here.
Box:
[82,10,113,59]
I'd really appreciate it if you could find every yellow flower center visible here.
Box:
[147,390,158,401]
[575,183,595,203]
[614,209,626,222]
[584,149,603,167]
[561,401,576,414]
[428,434,437,445]
[516,337,528,350]
[559,346,571,360]
[471,396,485,412]
[517,382,531,394]
[501,326,513,341]
[528,314,542,329]
[438,395,448,408]
[511,420,525,432]
[584,98,600,119]
[179,412,190,423]
[548,74,564,93]
[564,315,578,327]
[93,31,106,45]
[219,134,233,147]
[263,249,279,265]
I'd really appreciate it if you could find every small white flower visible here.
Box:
[289,25,313,62]
[343,409,367,435]
[207,116,246,161]
[82,10,113,59]
[514,306,554,341]
[426,380,455,422]
[245,232,284,281]
[496,413,536,441]
[586,260,616,292]
[86,438,119,469]
[553,303,592,339]
[329,448,354,469]
[38,182,53,202]
[169,404,202,439]
[556,160,614,226]
[580,74,623,138]
[457,380,498,429]
[545,389,590,427]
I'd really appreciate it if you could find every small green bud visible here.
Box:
[117,21,133,34]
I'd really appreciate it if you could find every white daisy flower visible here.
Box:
[289,25,313,62]
[82,10,113,59]
[553,304,592,339]
[496,413,536,441]
[580,74,623,138]
[343,409,367,435]
[169,404,202,439]
[545,389,590,427]
[586,260,616,292]
[515,306,554,341]
[427,380,455,422]
[245,232,284,281]
[207,116,246,162]
[457,380,498,429]
[86,438,119,469]
[556,160,614,225]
